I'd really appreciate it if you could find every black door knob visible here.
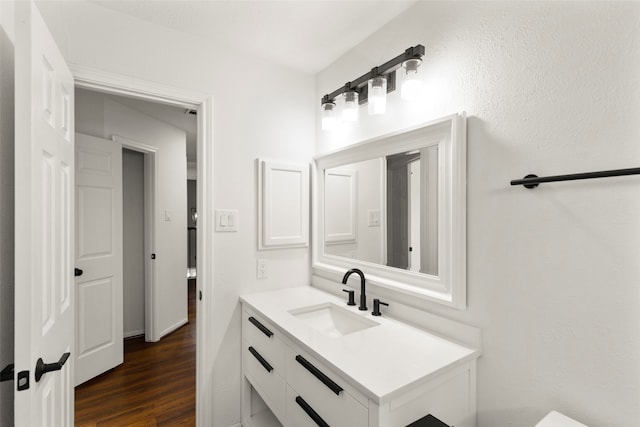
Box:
[35,352,70,382]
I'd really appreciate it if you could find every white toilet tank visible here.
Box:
[535,411,588,427]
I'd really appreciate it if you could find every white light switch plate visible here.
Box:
[215,209,239,232]
[367,210,380,227]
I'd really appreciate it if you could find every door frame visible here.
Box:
[112,135,159,342]
[71,64,214,427]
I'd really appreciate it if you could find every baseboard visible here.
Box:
[159,317,188,339]
[124,329,145,339]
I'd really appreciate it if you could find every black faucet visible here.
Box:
[342,268,367,311]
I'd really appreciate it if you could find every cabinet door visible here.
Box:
[243,342,286,420]
[243,309,286,373]
[287,351,368,427]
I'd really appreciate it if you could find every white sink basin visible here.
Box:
[289,302,379,338]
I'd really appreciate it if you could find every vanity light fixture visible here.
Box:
[320,44,425,130]
[368,69,387,115]
[342,87,359,122]
[321,99,337,131]
[400,57,423,101]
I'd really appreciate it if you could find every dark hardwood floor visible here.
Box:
[75,280,196,426]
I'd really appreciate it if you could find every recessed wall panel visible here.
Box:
[42,55,54,126]
[77,186,113,259]
[59,162,71,311]
[42,152,55,333]
[60,83,71,142]
[77,150,112,176]
[269,169,303,238]
[77,278,114,357]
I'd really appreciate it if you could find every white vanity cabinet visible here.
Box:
[241,288,480,427]
[242,309,287,422]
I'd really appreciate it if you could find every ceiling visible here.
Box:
[88,0,416,74]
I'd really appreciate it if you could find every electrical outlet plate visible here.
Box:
[257,259,268,279]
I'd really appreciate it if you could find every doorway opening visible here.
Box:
[70,69,213,425]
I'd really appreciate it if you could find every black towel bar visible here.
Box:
[511,167,640,189]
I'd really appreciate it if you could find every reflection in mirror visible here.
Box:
[324,147,438,275]
[313,113,466,308]
[386,146,438,275]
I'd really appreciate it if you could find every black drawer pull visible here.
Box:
[295,355,343,395]
[295,395,330,427]
[248,347,273,373]
[248,316,273,338]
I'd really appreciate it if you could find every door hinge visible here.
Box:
[17,370,29,391]
[199,290,202,301]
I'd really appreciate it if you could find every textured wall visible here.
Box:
[317,2,640,426]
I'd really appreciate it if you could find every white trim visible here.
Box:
[123,329,145,339]
[73,65,214,427]
[159,317,189,338]
[196,96,215,427]
[71,64,205,107]
[312,113,467,309]
[112,135,159,342]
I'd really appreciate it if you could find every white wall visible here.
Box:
[0,1,15,424]
[37,3,315,425]
[317,2,640,426]
[76,90,188,341]
[122,149,145,337]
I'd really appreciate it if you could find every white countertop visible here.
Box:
[240,286,480,404]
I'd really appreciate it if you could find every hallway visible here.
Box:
[74,280,196,426]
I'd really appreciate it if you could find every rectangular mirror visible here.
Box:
[313,113,466,308]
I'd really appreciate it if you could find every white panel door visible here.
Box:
[14,1,75,425]
[74,133,123,386]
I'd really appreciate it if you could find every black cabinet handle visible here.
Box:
[74,268,83,277]
[295,395,330,427]
[35,352,70,382]
[295,355,343,395]
[248,316,273,338]
[248,347,273,373]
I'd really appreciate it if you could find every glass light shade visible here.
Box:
[401,58,423,101]
[367,76,387,115]
[341,91,359,122]
[321,101,337,131]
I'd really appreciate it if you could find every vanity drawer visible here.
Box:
[286,351,367,427]
[243,341,286,419]
[243,309,286,374]
[286,385,367,427]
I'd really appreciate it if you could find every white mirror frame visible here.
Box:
[312,113,467,309]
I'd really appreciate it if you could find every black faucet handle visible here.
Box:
[372,298,389,316]
[342,289,356,306]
